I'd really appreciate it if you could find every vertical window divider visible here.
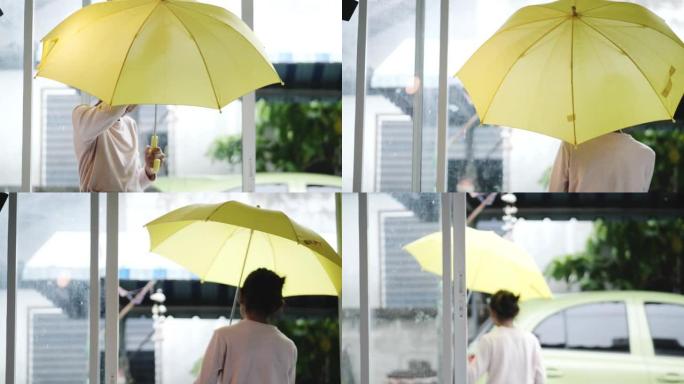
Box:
[21,1,34,192]
[89,192,99,384]
[436,0,450,192]
[104,193,119,384]
[412,0,426,192]
[440,193,453,383]
[358,193,370,383]
[452,193,467,382]
[5,193,18,384]
[352,0,368,192]
[241,0,257,192]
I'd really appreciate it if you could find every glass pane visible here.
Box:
[533,311,566,349]
[565,302,630,353]
[118,193,339,383]
[363,0,416,191]
[253,0,342,182]
[645,302,684,357]
[254,0,340,63]
[368,193,441,382]
[16,193,90,383]
[0,0,24,190]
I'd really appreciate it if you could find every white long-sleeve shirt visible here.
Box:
[72,103,151,192]
[195,320,297,384]
[548,132,655,192]
[468,326,545,384]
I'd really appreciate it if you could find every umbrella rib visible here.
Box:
[479,17,569,122]
[583,15,684,48]
[578,17,674,120]
[165,4,222,110]
[171,1,282,85]
[108,2,160,105]
[200,225,242,281]
[266,233,278,271]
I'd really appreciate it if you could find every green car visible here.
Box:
[472,291,684,383]
[150,172,342,193]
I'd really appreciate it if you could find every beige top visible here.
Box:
[195,319,297,384]
[549,132,655,193]
[468,326,545,384]
[72,104,152,192]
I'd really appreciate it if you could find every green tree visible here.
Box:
[630,122,684,192]
[547,218,684,293]
[274,317,340,384]
[208,100,342,175]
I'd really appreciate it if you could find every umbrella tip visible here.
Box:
[571,6,577,16]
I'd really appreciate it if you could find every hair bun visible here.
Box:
[489,290,520,321]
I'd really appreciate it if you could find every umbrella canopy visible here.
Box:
[456,0,684,145]
[404,228,552,300]
[144,201,341,298]
[36,0,282,109]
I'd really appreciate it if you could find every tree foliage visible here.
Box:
[631,122,684,192]
[208,100,342,175]
[547,218,684,293]
[273,317,340,384]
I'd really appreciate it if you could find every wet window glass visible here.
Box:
[645,303,684,357]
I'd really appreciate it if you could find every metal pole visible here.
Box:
[352,0,368,192]
[5,193,18,384]
[440,193,453,384]
[436,0,450,192]
[412,0,426,192]
[453,193,467,383]
[229,229,254,324]
[89,193,100,384]
[21,0,34,192]
[358,193,370,384]
[241,0,256,192]
[105,193,119,384]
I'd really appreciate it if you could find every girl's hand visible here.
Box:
[144,145,165,180]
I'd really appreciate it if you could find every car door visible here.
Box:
[532,301,650,384]
[642,302,684,384]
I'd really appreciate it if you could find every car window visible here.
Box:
[533,301,630,353]
[534,311,566,348]
[644,302,684,357]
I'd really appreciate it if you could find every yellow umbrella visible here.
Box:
[36,0,282,171]
[145,201,341,318]
[404,228,552,300]
[456,0,684,145]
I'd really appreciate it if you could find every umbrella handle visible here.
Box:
[150,135,161,174]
